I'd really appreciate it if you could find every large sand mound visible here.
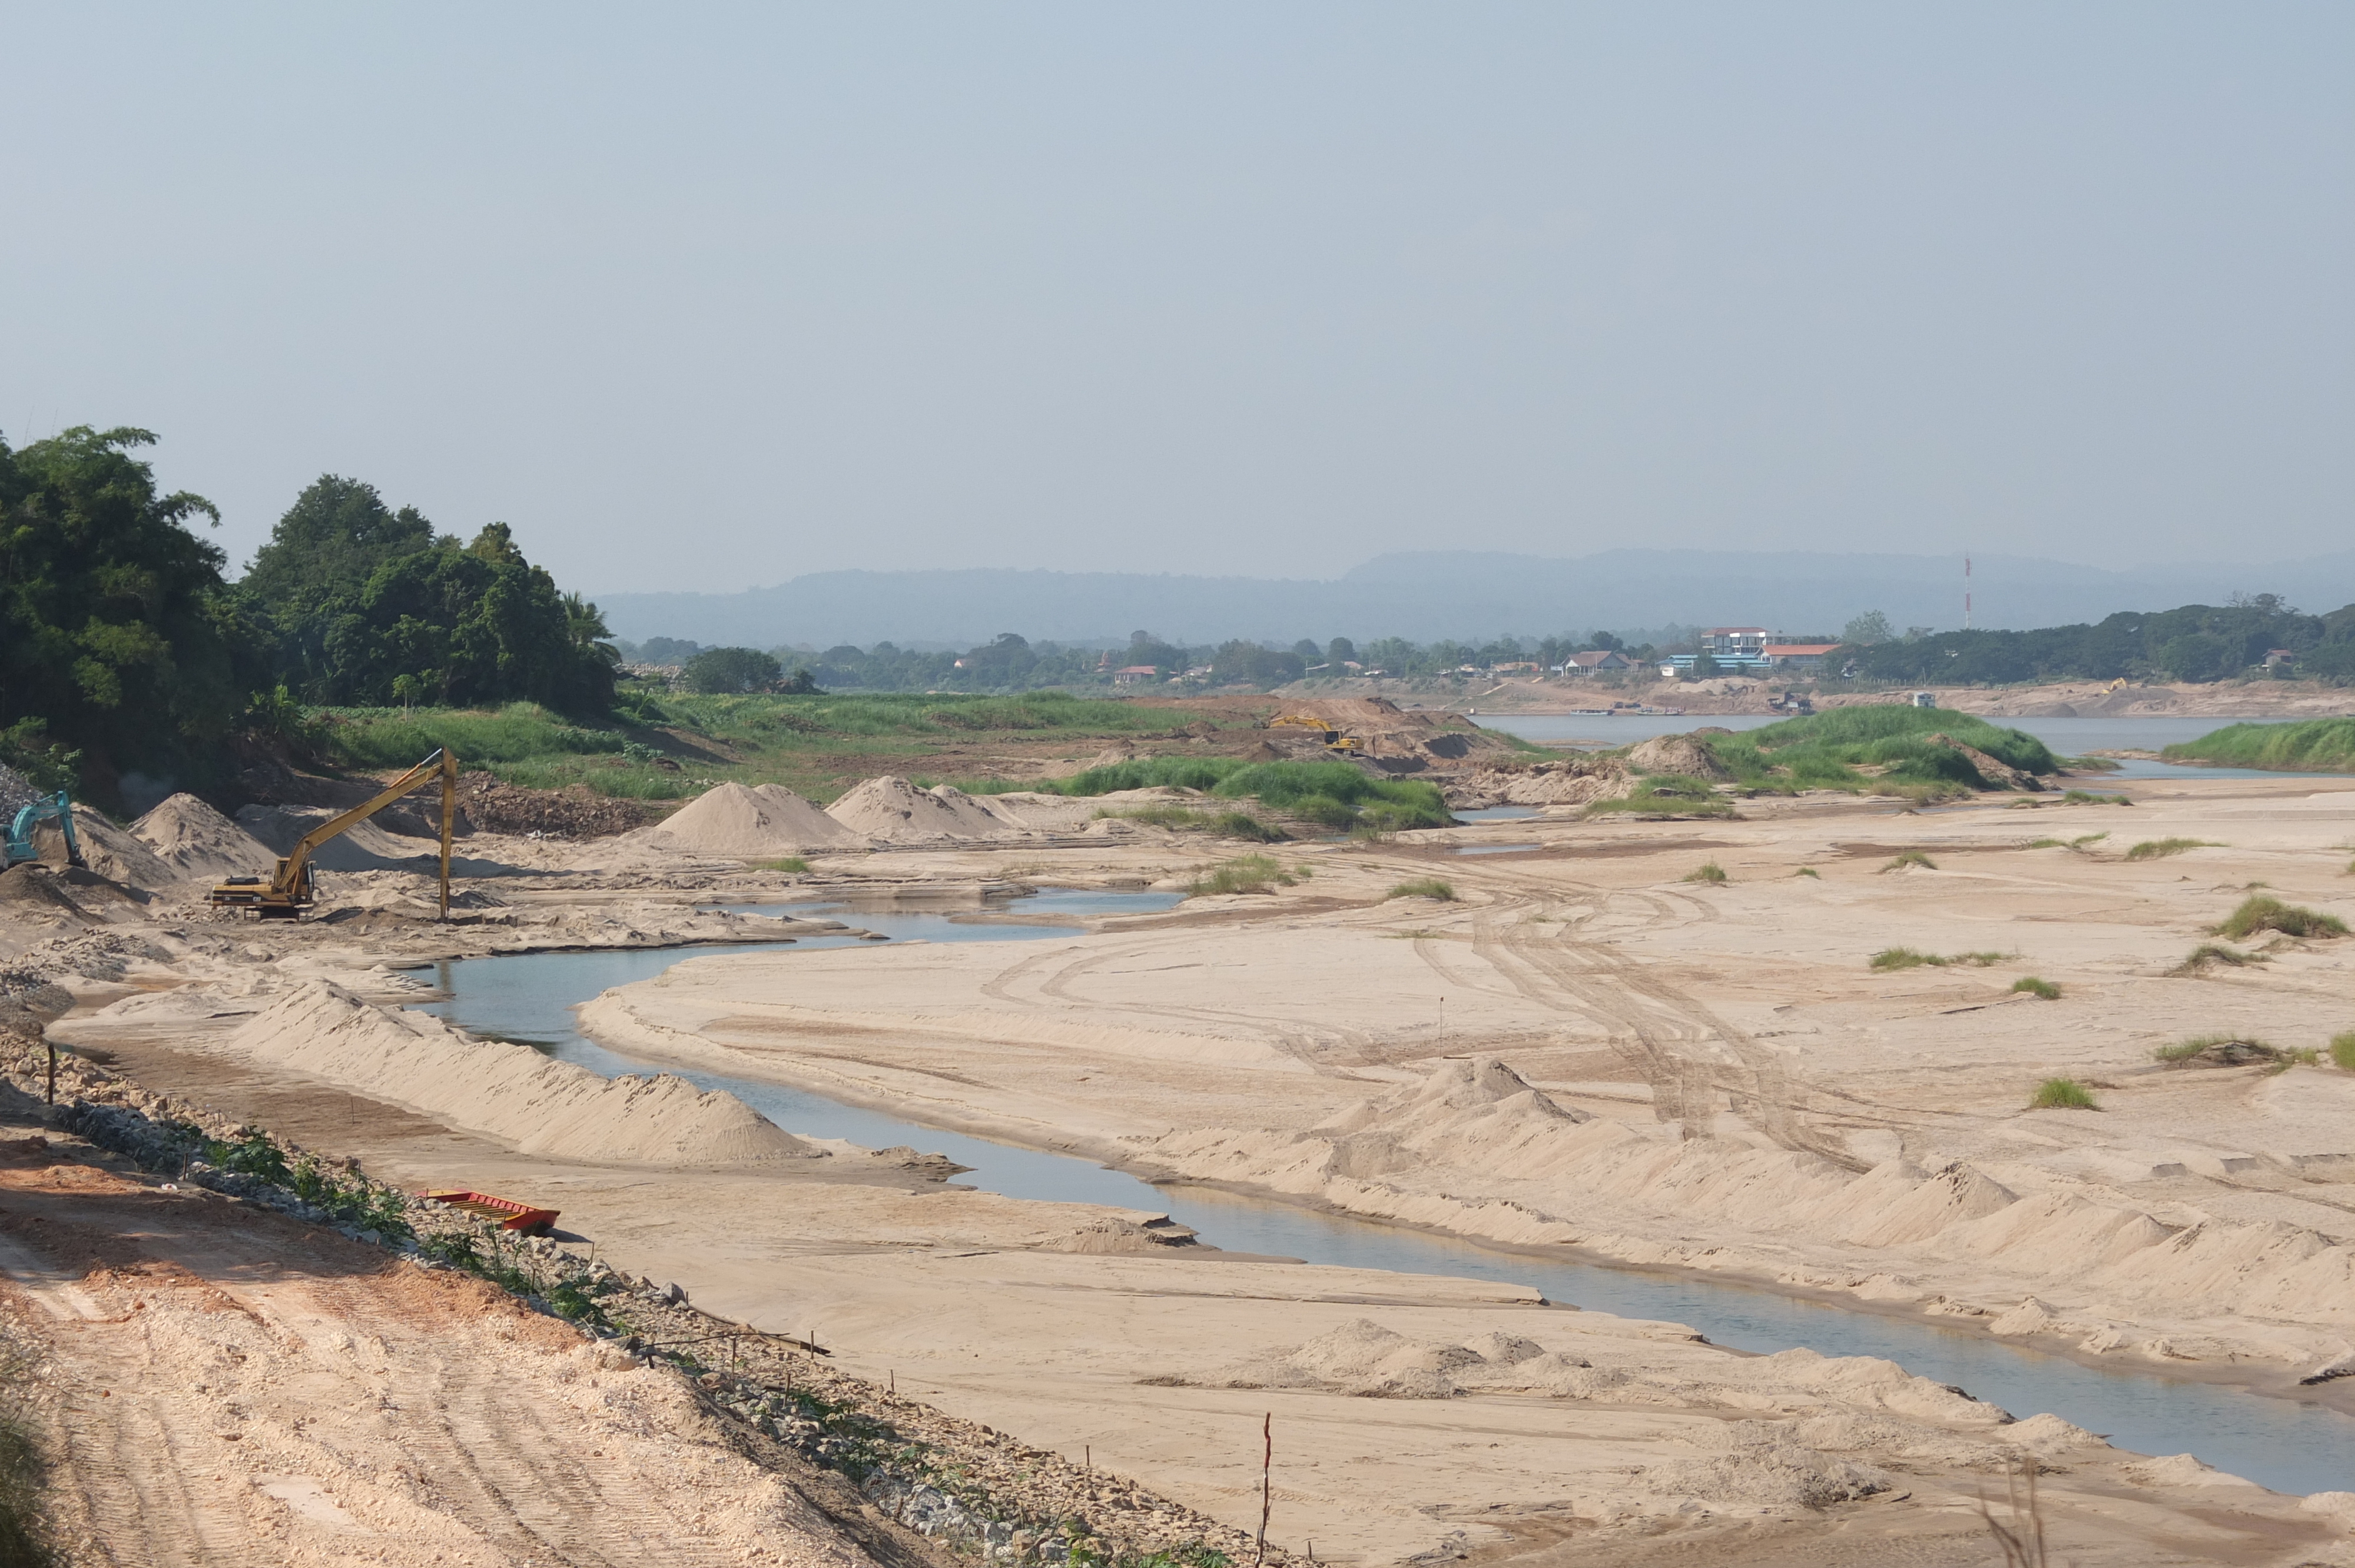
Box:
[234,805,519,876]
[62,806,178,891]
[643,782,866,856]
[132,794,280,884]
[825,777,1024,842]
[138,982,819,1165]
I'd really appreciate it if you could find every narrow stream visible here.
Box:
[408,890,2355,1495]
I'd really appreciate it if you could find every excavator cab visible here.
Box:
[209,749,456,919]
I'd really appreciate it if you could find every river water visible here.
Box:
[1477,712,2349,781]
[410,888,2355,1494]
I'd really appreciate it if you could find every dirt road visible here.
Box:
[0,1105,916,1568]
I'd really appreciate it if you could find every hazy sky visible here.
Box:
[5,4,2348,594]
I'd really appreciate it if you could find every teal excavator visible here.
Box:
[4,792,86,871]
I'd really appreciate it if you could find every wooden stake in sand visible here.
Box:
[1255,1413,1272,1564]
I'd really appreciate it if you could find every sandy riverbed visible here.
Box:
[14,768,2355,1563]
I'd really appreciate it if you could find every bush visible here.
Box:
[1388,878,1456,901]
[2214,895,2349,941]
[2029,1078,2099,1110]
[1683,862,1727,883]
[683,647,784,695]
[1795,866,1819,878]
[2172,942,2268,974]
[2011,977,2061,1000]
[2333,1032,2355,1072]
[2059,789,2133,806]
[2162,717,2355,774]
[1880,851,1937,872]
[1188,855,1294,896]
[2126,838,2221,861]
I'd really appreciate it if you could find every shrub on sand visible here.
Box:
[2125,838,2221,861]
[1188,855,1295,896]
[2214,895,2349,941]
[1880,851,1937,872]
[2029,1078,2099,1110]
[2011,977,2061,1000]
[1388,878,1457,901]
[2333,1032,2355,1072]
[1795,866,1820,878]
[2172,942,2268,975]
[1683,862,1727,884]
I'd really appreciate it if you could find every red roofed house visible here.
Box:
[1763,643,1840,672]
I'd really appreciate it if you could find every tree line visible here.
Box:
[1,428,616,799]
[1837,596,2355,685]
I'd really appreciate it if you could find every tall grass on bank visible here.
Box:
[2029,1078,2099,1110]
[2126,838,2221,861]
[1584,775,1736,818]
[2162,717,2355,775]
[1003,757,1451,832]
[1696,706,2059,801]
[2214,895,2349,941]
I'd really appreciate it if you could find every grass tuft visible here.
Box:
[1794,866,1820,878]
[1683,862,1728,884]
[2214,895,2349,941]
[2029,1078,2099,1111]
[2172,942,2269,974]
[1187,855,1296,896]
[2333,1032,2355,1072]
[1387,878,1457,902]
[1870,947,2009,971]
[748,856,810,873]
[2059,789,2134,806]
[1880,850,1937,872]
[2011,976,2061,1000]
[2125,838,2222,861]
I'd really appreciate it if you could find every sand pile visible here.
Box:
[1625,733,1730,780]
[58,806,178,890]
[124,981,820,1165]
[1442,756,1628,809]
[825,777,1026,842]
[235,805,517,876]
[640,782,865,857]
[131,794,280,884]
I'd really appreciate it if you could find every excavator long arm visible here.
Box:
[214,749,457,918]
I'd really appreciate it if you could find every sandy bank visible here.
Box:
[582,775,2355,1383]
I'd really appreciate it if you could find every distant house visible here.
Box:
[1112,665,1159,686]
[1700,627,1774,659]
[1562,650,1633,676]
[2264,648,2297,669]
[1763,643,1839,672]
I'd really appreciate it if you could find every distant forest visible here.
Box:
[625,595,2355,695]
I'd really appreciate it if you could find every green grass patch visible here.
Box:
[1795,866,1819,878]
[2172,942,2268,974]
[2162,717,2355,774]
[1388,878,1457,901]
[1683,862,1728,883]
[1188,854,1298,896]
[2059,789,2133,805]
[1021,756,1448,832]
[1585,774,1736,818]
[1869,947,2008,971]
[2011,976,2062,1000]
[1099,805,1287,841]
[1881,850,1938,872]
[2214,895,2349,941]
[1694,705,2058,799]
[2333,1032,2355,1072]
[2126,838,2222,861]
[2029,1078,2099,1110]
[748,856,810,873]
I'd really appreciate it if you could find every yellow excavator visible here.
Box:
[209,749,458,919]
[1268,714,1363,752]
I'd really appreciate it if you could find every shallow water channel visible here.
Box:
[407,889,2355,1494]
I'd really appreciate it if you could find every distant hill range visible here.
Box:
[593,548,2355,649]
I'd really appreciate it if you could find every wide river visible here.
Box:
[412,873,2355,1495]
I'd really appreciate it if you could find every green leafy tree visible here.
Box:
[0,427,244,790]
[683,646,784,693]
[1842,610,1894,646]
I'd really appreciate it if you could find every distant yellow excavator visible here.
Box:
[1268,715,1363,752]
[209,749,457,919]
